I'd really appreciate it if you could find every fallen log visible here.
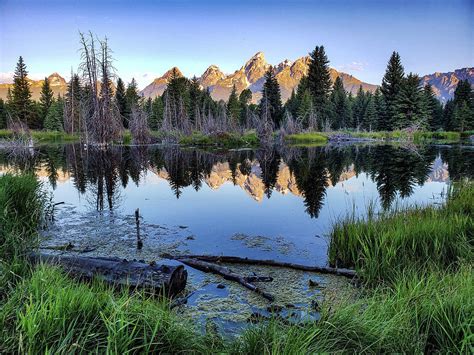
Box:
[165,254,356,278]
[29,253,187,297]
[178,258,275,302]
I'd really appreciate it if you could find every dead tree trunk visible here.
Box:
[167,254,356,278]
[30,253,187,296]
[178,257,275,301]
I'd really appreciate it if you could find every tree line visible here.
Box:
[1,40,472,144]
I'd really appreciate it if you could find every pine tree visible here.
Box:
[149,96,163,130]
[188,76,201,124]
[125,78,141,119]
[363,93,377,131]
[115,78,127,126]
[11,56,33,125]
[373,88,387,130]
[352,86,367,129]
[393,73,427,129]
[423,84,443,130]
[227,84,241,124]
[64,73,82,134]
[381,51,405,130]
[259,67,283,127]
[452,101,473,132]
[44,99,64,131]
[443,99,456,131]
[0,99,6,129]
[307,46,332,120]
[329,76,351,129]
[238,89,252,126]
[39,77,54,127]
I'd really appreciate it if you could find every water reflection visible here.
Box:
[0,144,472,216]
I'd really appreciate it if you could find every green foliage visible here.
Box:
[0,265,214,354]
[393,73,428,129]
[380,51,405,130]
[227,84,241,124]
[307,45,331,120]
[285,132,328,145]
[0,98,7,129]
[259,67,283,127]
[39,77,54,127]
[423,84,443,130]
[43,99,64,131]
[179,131,258,148]
[329,76,351,129]
[125,78,141,124]
[10,56,34,127]
[115,77,127,127]
[329,182,473,286]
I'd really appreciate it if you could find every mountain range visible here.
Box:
[0,53,472,104]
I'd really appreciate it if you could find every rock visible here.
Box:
[266,304,283,313]
[216,283,225,289]
[308,279,319,287]
[311,299,321,311]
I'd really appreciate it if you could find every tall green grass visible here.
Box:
[0,174,48,293]
[329,183,473,286]
[285,132,328,145]
[234,265,473,354]
[0,265,215,354]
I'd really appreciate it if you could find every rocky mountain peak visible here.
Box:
[243,51,270,83]
[200,65,225,87]
[47,72,66,86]
[160,67,183,81]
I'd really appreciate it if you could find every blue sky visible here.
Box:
[0,0,472,88]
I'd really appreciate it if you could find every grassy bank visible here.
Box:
[285,132,328,145]
[1,174,472,353]
[179,131,259,148]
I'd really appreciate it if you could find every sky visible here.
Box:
[0,0,472,88]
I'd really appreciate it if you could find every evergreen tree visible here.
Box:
[373,88,387,130]
[393,73,427,129]
[363,93,377,131]
[64,74,82,134]
[443,99,456,131]
[227,84,241,124]
[452,101,473,132]
[189,76,201,124]
[285,89,298,119]
[0,99,6,129]
[307,46,332,120]
[39,76,54,128]
[329,76,351,129]
[259,67,283,127]
[125,78,141,119]
[115,78,127,126]
[352,86,367,129]
[423,84,443,130]
[44,99,64,131]
[238,88,252,126]
[380,51,405,130]
[11,56,33,125]
[149,96,163,130]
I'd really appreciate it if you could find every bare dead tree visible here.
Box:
[130,106,151,144]
[255,95,274,146]
[78,32,122,145]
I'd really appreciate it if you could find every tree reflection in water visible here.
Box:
[1,143,472,216]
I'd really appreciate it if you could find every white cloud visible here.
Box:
[338,62,367,72]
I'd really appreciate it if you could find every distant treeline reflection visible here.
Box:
[1,144,472,217]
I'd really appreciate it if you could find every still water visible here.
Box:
[1,143,472,266]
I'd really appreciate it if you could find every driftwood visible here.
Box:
[166,254,356,278]
[178,258,275,301]
[30,253,187,297]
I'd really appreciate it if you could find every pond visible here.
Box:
[1,143,473,331]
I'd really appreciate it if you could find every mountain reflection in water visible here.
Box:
[1,144,472,219]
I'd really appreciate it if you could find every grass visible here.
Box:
[329,182,473,286]
[179,131,259,148]
[285,132,328,145]
[0,173,472,353]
